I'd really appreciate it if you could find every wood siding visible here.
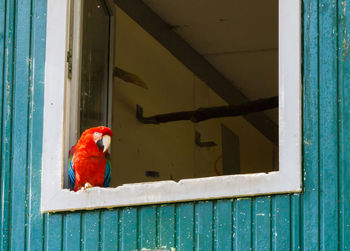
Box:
[0,0,349,250]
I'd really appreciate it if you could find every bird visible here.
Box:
[68,126,113,191]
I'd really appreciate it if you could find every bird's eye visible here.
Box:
[94,132,99,135]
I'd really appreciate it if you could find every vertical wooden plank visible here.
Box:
[233,198,252,251]
[271,195,291,251]
[26,0,46,249]
[338,0,350,249]
[195,201,213,250]
[81,211,100,251]
[302,0,320,249]
[291,195,301,251]
[176,203,194,251]
[63,213,81,251]
[252,196,271,251]
[0,0,15,249]
[119,207,138,251]
[0,0,5,226]
[214,200,232,251]
[101,209,118,251]
[138,206,157,250]
[10,0,32,249]
[158,204,175,250]
[45,214,63,251]
[0,4,4,236]
[319,0,339,250]
[0,0,4,123]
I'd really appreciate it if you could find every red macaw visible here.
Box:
[68,126,113,191]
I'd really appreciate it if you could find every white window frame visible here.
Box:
[41,0,301,212]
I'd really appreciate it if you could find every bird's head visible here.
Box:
[77,126,113,155]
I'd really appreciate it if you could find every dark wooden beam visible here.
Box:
[137,96,278,124]
[113,0,278,145]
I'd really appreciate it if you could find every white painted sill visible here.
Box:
[41,0,301,213]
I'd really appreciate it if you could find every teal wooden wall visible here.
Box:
[1,0,350,250]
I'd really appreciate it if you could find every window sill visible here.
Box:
[41,170,301,212]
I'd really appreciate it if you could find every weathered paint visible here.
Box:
[0,0,350,250]
[339,0,350,250]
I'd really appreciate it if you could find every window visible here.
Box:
[63,0,113,188]
[41,0,301,212]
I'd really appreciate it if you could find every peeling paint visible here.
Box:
[256,213,265,216]
[139,248,175,251]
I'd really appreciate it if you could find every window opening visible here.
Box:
[111,1,279,186]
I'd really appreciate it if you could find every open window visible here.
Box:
[42,0,301,212]
[63,0,114,188]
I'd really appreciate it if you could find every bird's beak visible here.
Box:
[102,135,111,153]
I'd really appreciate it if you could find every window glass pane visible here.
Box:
[80,0,110,134]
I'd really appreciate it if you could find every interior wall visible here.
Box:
[110,6,276,187]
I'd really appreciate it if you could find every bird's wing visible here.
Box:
[68,145,76,190]
[104,153,111,187]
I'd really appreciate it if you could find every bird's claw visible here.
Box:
[78,183,93,191]
[84,182,93,189]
